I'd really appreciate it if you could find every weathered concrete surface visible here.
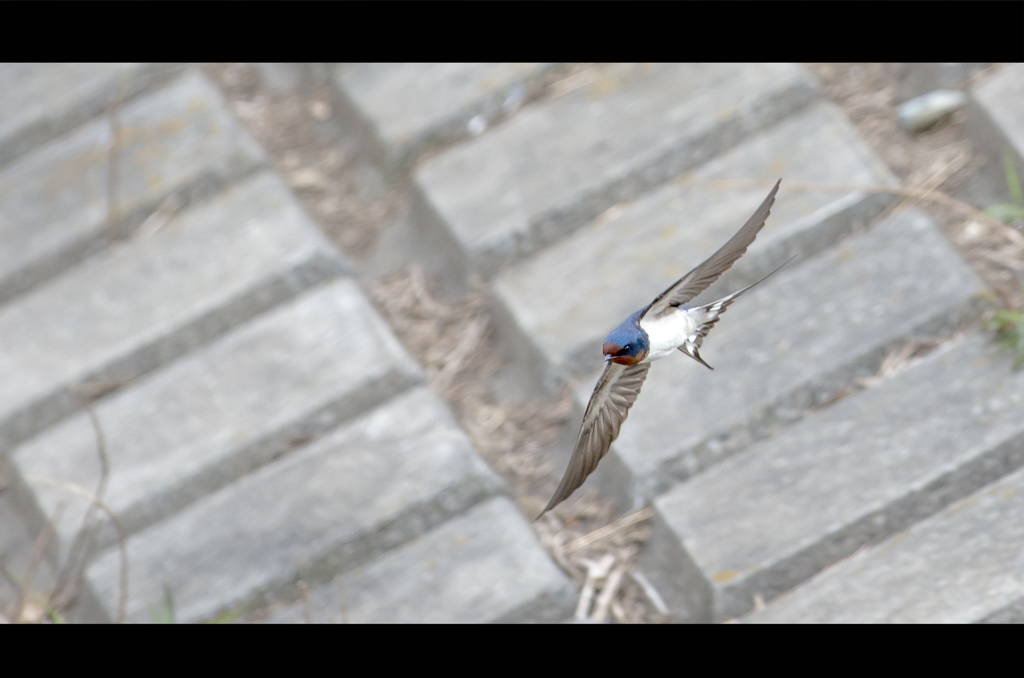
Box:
[0,63,184,169]
[80,388,506,623]
[414,63,820,286]
[0,171,345,457]
[11,279,422,561]
[642,334,1024,622]
[0,69,268,305]
[967,64,1024,204]
[492,102,897,395]
[261,497,575,623]
[334,63,559,174]
[744,461,1024,624]
[570,210,985,511]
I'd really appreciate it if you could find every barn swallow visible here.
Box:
[540,179,788,517]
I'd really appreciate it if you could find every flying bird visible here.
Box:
[539,179,788,518]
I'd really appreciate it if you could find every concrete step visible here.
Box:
[0,69,268,306]
[332,63,560,174]
[78,387,507,623]
[0,63,184,169]
[259,496,575,623]
[570,209,985,511]
[10,279,423,563]
[492,102,897,396]
[0,171,346,457]
[743,447,1024,624]
[640,334,1024,622]
[411,63,819,287]
[967,63,1024,205]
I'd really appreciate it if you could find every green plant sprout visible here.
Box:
[3,566,66,623]
[147,584,175,624]
[983,150,1024,370]
[983,148,1024,224]
[988,298,1024,371]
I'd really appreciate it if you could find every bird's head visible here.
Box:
[602,317,649,366]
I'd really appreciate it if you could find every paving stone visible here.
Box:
[78,387,506,623]
[967,63,1024,204]
[0,63,184,169]
[568,210,985,511]
[0,69,268,305]
[10,279,422,562]
[743,460,1024,624]
[492,102,897,395]
[0,171,346,457]
[260,497,575,623]
[333,63,559,173]
[640,334,1024,622]
[413,63,819,286]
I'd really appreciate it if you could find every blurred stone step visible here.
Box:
[492,102,897,396]
[333,63,561,175]
[0,171,346,457]
[640,334,1024,622]
[0,69,268,306]
[0,63,184,169]
[967,64,1024,205]
[742,453,1024,624]
[259,496,575,624]
[78,387,506,623]
[10,278,423,564]
[569,209,985,511]
[411,63,819,288]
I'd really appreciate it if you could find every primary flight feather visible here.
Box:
[540,179,787,517]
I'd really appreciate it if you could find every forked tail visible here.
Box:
[678,255,798,370]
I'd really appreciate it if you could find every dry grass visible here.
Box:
[806,63,1023,310]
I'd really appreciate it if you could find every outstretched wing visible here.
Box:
[642,179,780,320]
[539,361,652,517]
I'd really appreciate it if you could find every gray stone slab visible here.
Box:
[80,387,506,623]
[570,210,985,511]
[0,171,346,457]
[260,497,575,623]
[413,63,819,286]
[333,63,558,173]
[642,334,1024,622]
[11,279,422,562]
[492,102,897,395]
[743,461,1024,624]
[0,63,185,169]
[0,69,268,305]
[967,64,1024,204]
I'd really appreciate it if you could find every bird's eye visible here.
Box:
[619,345,631,355]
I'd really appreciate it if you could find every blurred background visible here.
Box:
[1,62,1023,624]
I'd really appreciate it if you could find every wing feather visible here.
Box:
[539,362,652,517]
[642,179,780,320]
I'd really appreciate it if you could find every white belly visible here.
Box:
[639,308,696,362]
